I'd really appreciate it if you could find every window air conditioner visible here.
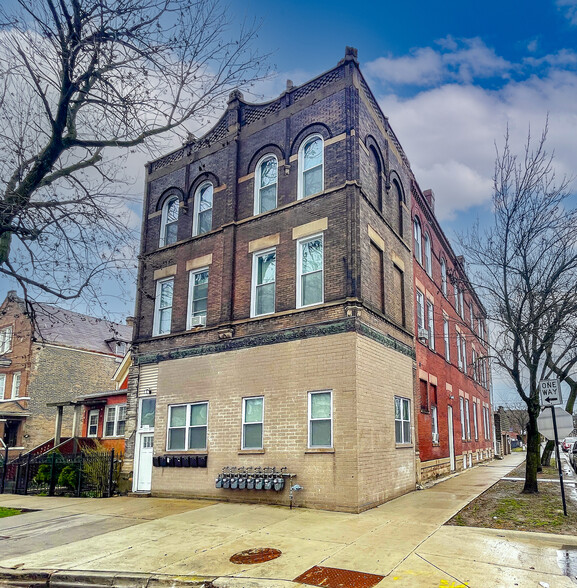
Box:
[432,433,439,443]
[418,328,429,342]
[190,315,206,327]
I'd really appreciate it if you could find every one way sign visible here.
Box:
[539,379,562,407]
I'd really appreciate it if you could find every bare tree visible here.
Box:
[460,124,577,493]
[0,0,266,315]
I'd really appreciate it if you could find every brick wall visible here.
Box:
[25,345,120,450]
[147,330,415,512]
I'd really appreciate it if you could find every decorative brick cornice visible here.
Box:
[134,318,415,365]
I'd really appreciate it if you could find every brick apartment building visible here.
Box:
[126,48,492,511]
[0,291,131,454]
[411,189,493,483]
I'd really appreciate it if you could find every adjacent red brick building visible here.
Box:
[411,188,493,481]
[0,291,131,456]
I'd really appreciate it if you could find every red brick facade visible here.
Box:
[412,189,493,481]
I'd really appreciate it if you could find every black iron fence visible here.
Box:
[0,450,121,497]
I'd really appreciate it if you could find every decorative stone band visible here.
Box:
[135,316,415,366]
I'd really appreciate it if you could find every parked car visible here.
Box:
[570,443,577,472]
[561,437,577,452]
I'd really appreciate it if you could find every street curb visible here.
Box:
[0,568,216,587]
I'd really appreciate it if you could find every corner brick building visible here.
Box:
[126,48,492,511]
[0,291,131,454]
[411,189,493,483]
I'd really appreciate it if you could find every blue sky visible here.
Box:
[231,0,577,233]
[234,0,577,405]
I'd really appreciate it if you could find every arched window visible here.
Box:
[441,258,448,297]
[159,196,179,247]
[254,155,278,214]
[394,180,404,237]
[193,182,213,236]
[368,146,382,210]
[298,135,324,199]
[424,232,432,276]
[413,217,422,264]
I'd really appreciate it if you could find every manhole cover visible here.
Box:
[294,565,385,588]
[230,547,282,564]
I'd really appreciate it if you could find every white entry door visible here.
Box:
[136,433,154,491]
[448,405,456,471]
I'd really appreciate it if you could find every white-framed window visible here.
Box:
[11,372,21,399]
[251,249,276,317]
[104,404,127,437]
[167,402,208,451]
[87,409,99,437]
[413,217,422,264]
[456,330,463,371]
[431,405,439,443]
[424,232,432,276]
[298,135,324,199]
[138,397,156,430]
[416,289,425,331]
[465,399,471,440]
[427,300,435,350]
[115,341,127,356]
[242,396,264,450]
[462,337,467,374]
[297,234,324,308]
[395,396,411,444]
[0,326,12,355]
[484,406,491,440]
[0,374,5,398]
[473,401,479,440]
[193,182,213,236]
[255,155,278,214]
[441,258,447,297]
[159,196,179,247]
[153,277,174,336]
[460,397,465,440]
[187,268,209,328]
[459,289,465,319]
[443,316,450,361]
[308,390,333,448]
[471,347,478,381]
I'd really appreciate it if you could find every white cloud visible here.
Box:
[372,47,577,220]
[556,0,577,25]
[366,37,511,88]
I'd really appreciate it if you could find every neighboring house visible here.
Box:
[412,189,493,482]
[125,48,492,512]
[0,291,131,457]
[74,350,132,455]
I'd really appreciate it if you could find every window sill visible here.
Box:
[395,443,414,449]
[305,448,334,454]
[238,449,265,455]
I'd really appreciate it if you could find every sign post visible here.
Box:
[538,379,567,516]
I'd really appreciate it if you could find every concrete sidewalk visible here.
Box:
[0,452,574,587]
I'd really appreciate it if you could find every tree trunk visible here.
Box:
[541,439,554,467]
[523,411,540,494]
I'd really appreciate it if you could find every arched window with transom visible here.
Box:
[159,195,179,247]
[393,180,404,237]
[254,155,278,214]
[298,135,324,199]
[193,182,213,236]
[424,232,432,276]
[413,216,423,264]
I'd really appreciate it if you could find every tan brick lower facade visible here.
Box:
[145,331,416,513]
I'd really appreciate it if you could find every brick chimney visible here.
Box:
[423,189,435,213]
